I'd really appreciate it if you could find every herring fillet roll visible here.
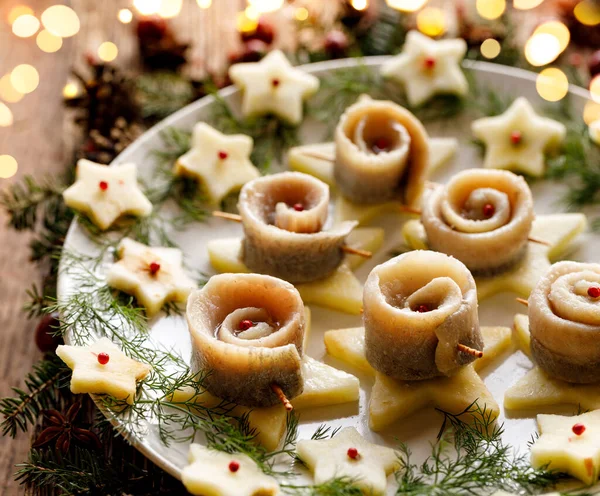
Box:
[363,251,482,381]
[422,169,534,274]
[239,172,357,283]
[187,273,305,406]
[529,261,600,384]
[334,96,429,206]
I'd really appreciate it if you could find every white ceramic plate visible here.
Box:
[58,57,597,490]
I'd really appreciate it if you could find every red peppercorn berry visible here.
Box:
[572,423,586,436]
[271,78,280,87]
[347,447,359,459]
[483,203,495,218]
[99,181,109,191]
[416,304,430,313]
[588,287,600,299]
[424,57,436,69]
[149,262,161,275]
[510,131,522,145]
[239,319,255,331]
[293,203,304,212]
[218,150,228,160]
[97,352,110,365]
[228,460,240,472]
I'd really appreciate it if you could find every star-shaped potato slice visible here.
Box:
[531,410,600,485]
[106,238,196,317]
[174,122,259,204]
[505,315,600,412]
[56,337,151,404]
[182,444,280,496]
[381,30,468,107]
[62,160,152,230]
[296,427,400,495]
[402,213,587,300]
[206,227,383,314]
[287,137,458,189]
[472,97,566,177]
[229,50,319,125]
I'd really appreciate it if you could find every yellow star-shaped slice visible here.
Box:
[472,97,566,177]
[381,30,468,107]
[182,444,280,496]
[62,160,152,230]
[402,213,587,300]
[323,326,509,431]
[296,427,400,495]
[56,337,151,404]
[106,238,196,317]
[228,50,319,125]
[531,410,600,485]
[206,227,383,314]
[505,315,600,412]
[174,122,260,204]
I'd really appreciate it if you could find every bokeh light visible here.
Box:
[533,21,570,52]
[0,103,14,127]
[197,0,212,7]
[236,10,258,33]
[0,156,18,179]
[8,5,34,25]
[98,42,119,63]
[0,75,24,103]
[41,5,80,37]
[62,82,79,99]
[536,68,569,102]
[295,7,309,21]
[10,65,39,94]
[133,0,161,15]
[590,76,600,104]
[584,100,600,125]
[159,0,183,18]
[574,1,600,26]
[386,0,427,12]
[476,0,506,20]
[247,0,284,13]
[36,29,63,53]
[524,33,561,66]
[417,7,446,37]
[118,9,133,23]
[480,38,501,59]
[513,0,544,9]
[350,0,368,10]
[12,14,40,38]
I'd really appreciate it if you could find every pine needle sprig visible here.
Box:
[282,477,364,495]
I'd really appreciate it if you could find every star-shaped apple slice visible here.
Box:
[472,97,566,177]
[206,227,383,314]
[174,122,260,205]
[106,238,196,317]
[62,160,152,230]
[531,410,600,485]
[182,444,279,496]
[381,30,468,107]
[56,337,151,405]
[229,50,319,125]
[402,213,587,300]
[296,427,400,495]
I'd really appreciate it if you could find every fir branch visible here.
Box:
[282,477,363,495]
[135,71,196,121]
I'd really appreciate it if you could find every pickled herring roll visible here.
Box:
[187,273,305,407]
[422,169,534,274]
[334,96,429,206]
[363,251,482,381]
[529,261,600,384]
[239,172,357,283]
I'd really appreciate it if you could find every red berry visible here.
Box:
[483,203,495,218]
[228,460,240,472]
[136,16,168,41]
[416,304,430,313]
[99,181,109,191]
[510,130,522,145]
[34,313,61,353]
[572,423,586,436]
[324,30,349,58]
[239,319,255,331]
[293,203,304,212]
[218,150,228,160]
[271,78,280,87]
[347,447,359,459]
[149,262,161,275]
[373,137,390,153]
[588,287,600,298]
[97,352,110,365]
[424,57,436,69]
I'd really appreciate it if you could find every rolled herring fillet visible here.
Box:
[421,169,534,274]
[529,261,600,384]
[239,172,357,283]
[187,273,305,406]
[334,96,429,206]
[363,250,482,381]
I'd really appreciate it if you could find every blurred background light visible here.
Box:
[524,33,561,66]
[0,103,14,128]
[350,0,368,11]
[97,42,119,62]
[536,68,569,101]
[36,29,63,53]
[590,76,600,103]
[247,0,284,14]
[62,82,79,99]
[10,65,39,94]
[118,9,133,23]
[12,14,40,38]
[476,0,506,20]
[573,1,600,26]
[385,0,428,12]
[41,5,80,37]
[532,21,570,52]
[480,38,501,59]
[513,0,544,10]
[197,0,212,7]
[295,7,309,21]
[8,5,34,24]
[133,0,161,15]
[584,100,600,125]
[417,7,446,37]
[159,0,183,18]
[0,156,18,179]
[0,75,24,103]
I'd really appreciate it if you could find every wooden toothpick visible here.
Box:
[271,384,293,411]
[516,297,529,307]
[341,246,372,258]
[528,236,551,246]
[398,205,421,215]
[457,343,484,358]
[303,152,335,162]
[212,211,242,222]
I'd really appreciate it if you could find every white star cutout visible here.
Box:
[62,160,152,230]
[174,122,260,204]
[182,444,280,496]
[229,50,320,125]
[531,410,600,485]
[106,238,196,317]
[381,30,468,107]
[296,427,399,495]
[472,97,566,177]
[56,337,151,404]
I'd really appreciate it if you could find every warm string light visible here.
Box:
[62,82,79,99]
[573,0,600,26]
[197,0,212,8]
[0,155,18,179]
[524,32,561,66]
[476,0,506,20]
[295,7,309,21]
[480,38,501,59]
[118,9,133,23]
[158,0,183,18]
[36,29,63,53]
[97,42,119,63]
[583,100,600,125]
[8,5,34,24]
[10,64,39,94]
[0,75,24,103]
[513,0,544,9]
[536,68,568,102]
[12,14,40,38]
[247,0,284,14]
[0,103,14,128]
[417,7,446,37]
[133,0,161,15]
[590,76,600,104]
[41,5,80,37]
[350,0,369,10]
[237,10,259,33]
[533,21,570,52]
[385,0,427,12]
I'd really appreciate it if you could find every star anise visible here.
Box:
[32,402,101,453]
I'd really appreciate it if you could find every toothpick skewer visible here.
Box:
[457,343,484,359]
[303,152,335,162]
[342,246,372,258]
[271,384,293,411]
[398,205,422,215]
[516,297,529,307]
[528,236,551,246]
[212,211,242,222]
